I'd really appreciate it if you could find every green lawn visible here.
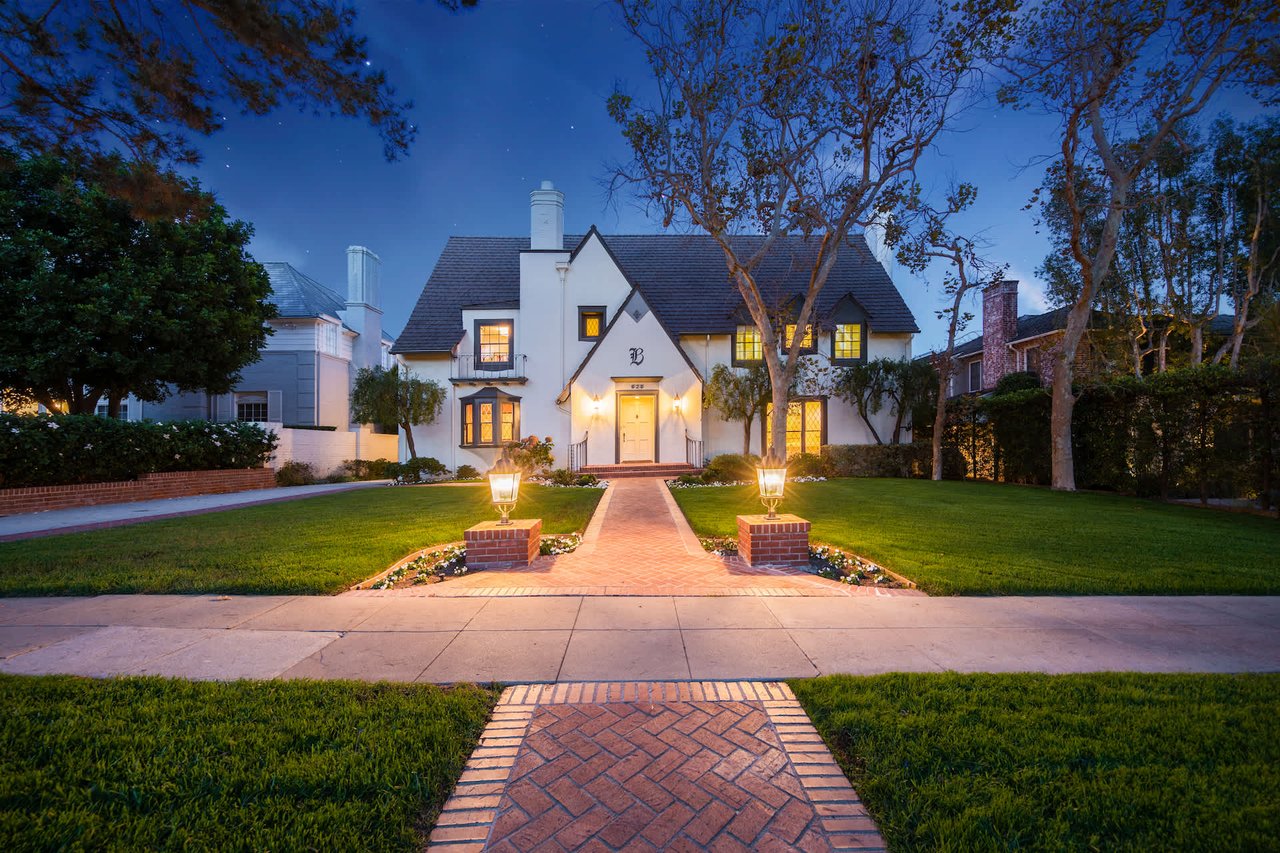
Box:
[0,483,602,596]
[671,478,1280,594]
[0,675,496,851]
[793,673,1280,852]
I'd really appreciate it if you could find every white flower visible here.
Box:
[47,422,59,429]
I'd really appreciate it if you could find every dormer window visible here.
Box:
[579,306,605,341]
[832,322,865,364]
[783,324,815,354]
[733,325,763,365]
[475,320,513,370]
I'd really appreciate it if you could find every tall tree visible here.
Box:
[1212,116,1280,367]
[350,365,445,460]
[0,0,471,209]
[0,154,273,414]
[890,183,1007,477]
[609,0,1014,460]
[702,363,772,454]
[1002,0,1277,490]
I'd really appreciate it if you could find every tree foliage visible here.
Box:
[0,153,274,415]
[350,365,445,460]
[610,0,1014,458]
[703,363,773,454]
[833,358,935,445]
[0,0,472,209]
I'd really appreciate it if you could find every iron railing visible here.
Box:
[568,432,589,472]
[450,353,528,382]
[685,431,704,468]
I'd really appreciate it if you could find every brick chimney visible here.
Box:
[981,279,1018,390]
[530,180,564,250]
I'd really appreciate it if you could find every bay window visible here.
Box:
[764,398,826,457]
[460,387,520,448]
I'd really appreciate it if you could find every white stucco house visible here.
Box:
[392,182,919,472]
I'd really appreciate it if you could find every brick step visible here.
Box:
[579,464,702,479]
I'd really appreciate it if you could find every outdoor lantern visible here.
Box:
[487,451,522,525]
[756,449,788,519]
[672,395,683,413]
[589,396,601,416]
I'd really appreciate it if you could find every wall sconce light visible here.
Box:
[756,449,788,519]
[589,396,602,416]
[487,450,522,525]
[672,395,683,413]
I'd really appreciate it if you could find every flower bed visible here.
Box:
[668,476,827,489]
[698,536,910,587]
[361,534,584,590]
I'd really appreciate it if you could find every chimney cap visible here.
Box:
[540,180,555,190]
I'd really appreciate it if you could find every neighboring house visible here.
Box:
[393,181,920,471]
[144,246,401,471]
[935,280,1237,396]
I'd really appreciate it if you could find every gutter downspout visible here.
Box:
[556,261,572,435]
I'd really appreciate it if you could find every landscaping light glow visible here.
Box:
[756,449,788,519]
[487,451,521,525]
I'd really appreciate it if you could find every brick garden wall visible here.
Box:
[0,468,276,517]
[738,514,811,568]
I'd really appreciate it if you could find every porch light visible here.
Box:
[756,449,788,519]
[589,396,602,416]
[487,451,522,525]
[672,395,683,413]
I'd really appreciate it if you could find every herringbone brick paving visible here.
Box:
[428,682,887,852]
[412,478,917,598]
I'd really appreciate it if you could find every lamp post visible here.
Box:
[487,451,522,525]
[756,448,788,520]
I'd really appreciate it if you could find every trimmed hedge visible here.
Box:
[823,443,965,479]
[936,361,1280,503]
[0,414,276,489]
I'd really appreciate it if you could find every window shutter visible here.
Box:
[267,390,283,423]
[215,393,234,422]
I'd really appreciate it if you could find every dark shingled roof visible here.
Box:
[393,231,919,354]
[263,262,347,320]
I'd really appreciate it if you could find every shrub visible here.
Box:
[0,414,277,489]
[455,464,480,480]
[547,468,576,486]
[673,473,702,486]
[787,452,830,478]
[506,435,555,474]
[823,443,964,479]
[388,456,449,484]
[341,458,394,480]
[574,473,600,486]
[701,452,759,483]
[275,461,317,487]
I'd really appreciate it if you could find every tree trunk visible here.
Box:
[107,393,122,419]
[1190,324,1203,366]
[891,398,906,446]
[743,417,753,456]
[402,421,417,459]
[932,372,948,481]
[1157,328,1170,372]
[1049,303,1090,491]
[768,379,789,459]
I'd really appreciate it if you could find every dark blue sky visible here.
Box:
[185,1,1256,352]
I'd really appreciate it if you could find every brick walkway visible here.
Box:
[410,479,913,598]
[429,682,886,852]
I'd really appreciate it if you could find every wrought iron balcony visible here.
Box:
[450,353,528,384]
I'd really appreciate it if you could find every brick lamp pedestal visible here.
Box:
[737,514,811,568]
[464,519,542,569]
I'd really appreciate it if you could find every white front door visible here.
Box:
[618,394,655,462]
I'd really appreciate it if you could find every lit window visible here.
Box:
[476,321,513,368]
[833,323,863,361]
[734,325,763,363]
[765,399,825,456]
[460,388,521,448]
[783,324,813,351]
[579,307,605,341]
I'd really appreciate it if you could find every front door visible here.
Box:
[618,393,655,462]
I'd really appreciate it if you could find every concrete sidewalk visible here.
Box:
[2,594,1276,682]
[0,480,390,541]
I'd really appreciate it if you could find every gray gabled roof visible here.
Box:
[393,231,919,354]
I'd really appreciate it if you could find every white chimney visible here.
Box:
[343,246,384,374]
[530,180,564,250]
